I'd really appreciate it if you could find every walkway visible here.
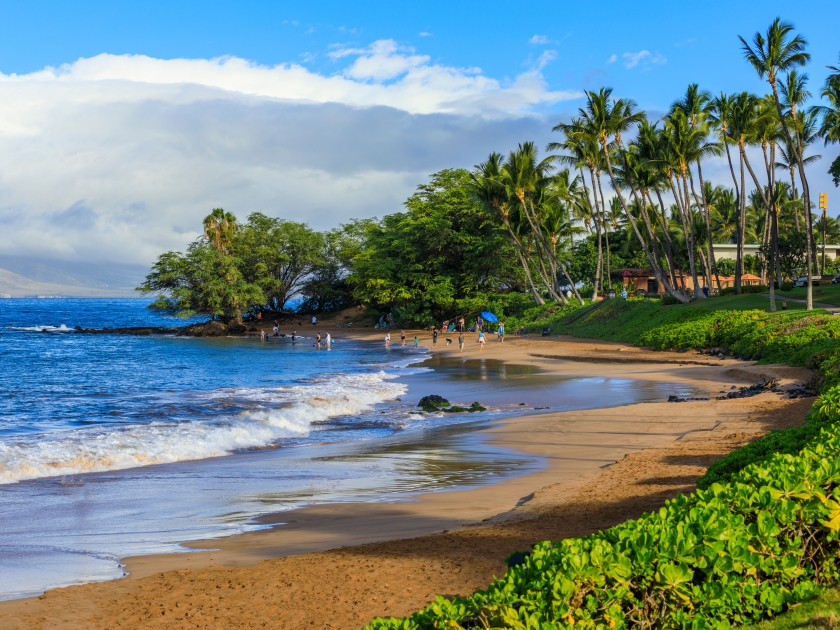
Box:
[762,293,840,314]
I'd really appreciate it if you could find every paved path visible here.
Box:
[762,293,840,314]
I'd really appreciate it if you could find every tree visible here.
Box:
[740,18,815,308]
[814,56,840,186]
[139,209,263,325]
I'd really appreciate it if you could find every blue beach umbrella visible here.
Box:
[480,311,498,323]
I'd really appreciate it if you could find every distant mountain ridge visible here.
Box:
[0,257,148,297]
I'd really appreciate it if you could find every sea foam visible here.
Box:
[0,372,406,484]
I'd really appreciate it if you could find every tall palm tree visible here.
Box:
[576,89,688,303]
[813,58,840,186]
[672,84,722,292]
[470,154,545,305]
[203,208,237,253]
[740,18,815,308]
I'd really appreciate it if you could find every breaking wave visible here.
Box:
[0,372,406,484]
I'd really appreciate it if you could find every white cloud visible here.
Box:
[622,50,667,69]
[419,31,432,37]
[606,54,617,64]
[0,41,582,266]
[529,35,550,45]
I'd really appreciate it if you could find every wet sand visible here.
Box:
[0,332,815,629]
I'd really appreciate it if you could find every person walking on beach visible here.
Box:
[478,330,486,351]
[498,322,505,343]
[413,336,419,348]
[316,332,321,349]
[400,330,406,346]
[458,332,464,352]
[432,327,438,347]
[385,332,391,347]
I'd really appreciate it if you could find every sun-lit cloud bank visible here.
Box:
[0,40,581,266]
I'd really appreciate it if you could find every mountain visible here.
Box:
[0,257,148,297]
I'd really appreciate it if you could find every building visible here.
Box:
[617,268,762,294]
[712,243,840,262]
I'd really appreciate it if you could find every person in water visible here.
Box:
[260,329,266,342]
[316,332,321,349]
[400,330,406,346]
[291,330,297,343]
[385,332,390,347]
[325,332,331,349]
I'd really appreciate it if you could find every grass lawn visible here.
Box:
[744,587,840,630]
[685,293,816,312]
[777,283,840,306]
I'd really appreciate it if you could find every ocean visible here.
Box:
[0,298,695,600]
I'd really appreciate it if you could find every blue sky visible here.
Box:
[0,0,838,266]
[3,0,837,109]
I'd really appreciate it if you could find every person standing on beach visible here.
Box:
[325,332,331,349]
[311,315,317,326]
[316,332,321,349]
[413,336,419,348]
[458,332,464,352]
[385,332,390,347]
[400,330,406,346]
[432,327,438,347]
[478,330,486,351]
[498,322,505,343]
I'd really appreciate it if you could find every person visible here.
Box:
[478,330,486,351]
[413,336,419,348]
[385,332,391,347]
[325,332,331,349]
[260,329,266,342]
[432,327,438,347]
[272,323,279,337]
[499,322,505,343]
[316,332,321,349]
[621,288,628,300]
[257,312,262,322]
[459,317,465,332]
[458,332,464,352]
[291,330,297,343]
[477,315,483,332]
[311,315,317,326]
[400,330,406,346]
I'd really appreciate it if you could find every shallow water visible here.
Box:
[0,299,697,600]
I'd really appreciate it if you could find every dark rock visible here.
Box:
[418,395,450,412]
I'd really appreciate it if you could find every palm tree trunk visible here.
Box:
[770,80,812,310]
[694,162,720,293]
[596,172,612,290]
[652,188,680,290]
[588,167,603,296]
[736,143,747,294]
[497,212,545,305]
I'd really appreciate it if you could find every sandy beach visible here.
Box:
[0,330,815,629]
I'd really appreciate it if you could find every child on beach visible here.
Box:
[478,330,486,351]
[413,336,419,348]
[499,322,505,343]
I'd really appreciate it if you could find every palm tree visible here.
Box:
[672,84,722,292]
[203,208,237,253]
[470,154,545,305]
[740,18,815,309]
[813,58,840,186]
[575,88,688,303]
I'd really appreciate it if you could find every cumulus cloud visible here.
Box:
[0,41,581,265]
[622,50,667,69]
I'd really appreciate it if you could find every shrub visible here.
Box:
[719,284,769,296]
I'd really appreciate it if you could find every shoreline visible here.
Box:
[0,333,815,629]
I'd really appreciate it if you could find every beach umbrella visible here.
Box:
[480,311,498,323]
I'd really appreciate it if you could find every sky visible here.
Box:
[0,0,838,268]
